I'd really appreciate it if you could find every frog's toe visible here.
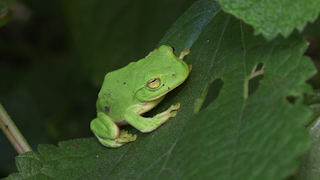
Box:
[94,129,136,148]
[117,129,137,142]
[168,103,180,112]
[116,136,137,143]
[170,110,178,117]
[172,103,181,110]
[167,103,180,116]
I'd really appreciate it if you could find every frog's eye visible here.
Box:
[147,78,161,89]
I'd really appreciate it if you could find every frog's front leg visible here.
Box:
[90,112,137,148]
[124,103,180,132]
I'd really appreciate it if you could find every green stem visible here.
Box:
[0,103,32,154]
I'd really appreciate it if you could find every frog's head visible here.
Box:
[135,45,192,103]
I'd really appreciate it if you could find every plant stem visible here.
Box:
[250,67,265,79]
[0,103,32,154]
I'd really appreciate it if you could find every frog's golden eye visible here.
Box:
[147,78,161,89]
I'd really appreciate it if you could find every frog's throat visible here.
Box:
[146,76,188,101]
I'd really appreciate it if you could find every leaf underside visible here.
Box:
[5,0,316,180]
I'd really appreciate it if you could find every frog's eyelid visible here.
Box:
[146,78,161,89]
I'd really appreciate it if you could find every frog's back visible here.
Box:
[96,62,143,122]
[96,46,187,121]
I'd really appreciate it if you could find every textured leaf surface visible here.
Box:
[217,0,320,40]
[5,0,316,179]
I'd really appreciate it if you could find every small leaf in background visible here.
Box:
[4,0,317,179]
[217,0,320,40]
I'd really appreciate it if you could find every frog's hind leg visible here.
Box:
[90,112,137,148]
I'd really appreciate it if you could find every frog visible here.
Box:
[90,45,192,148]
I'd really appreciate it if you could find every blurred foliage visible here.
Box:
[304,18,320,91]
[0,0,16,27]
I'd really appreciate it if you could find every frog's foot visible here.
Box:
[155,103,181,123]
[91,113,137,148]
[139,103,180,133]
[115,130,137,143]
[95,130,137,148]
[148,103,180,127]
[124,103,181,133]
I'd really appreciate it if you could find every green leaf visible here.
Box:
[5,0,316,179]
[0,0,197,176]
[217,0,320,40]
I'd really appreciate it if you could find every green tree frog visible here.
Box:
[90,45,192,148]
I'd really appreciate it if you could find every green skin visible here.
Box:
[90,45,191,148]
